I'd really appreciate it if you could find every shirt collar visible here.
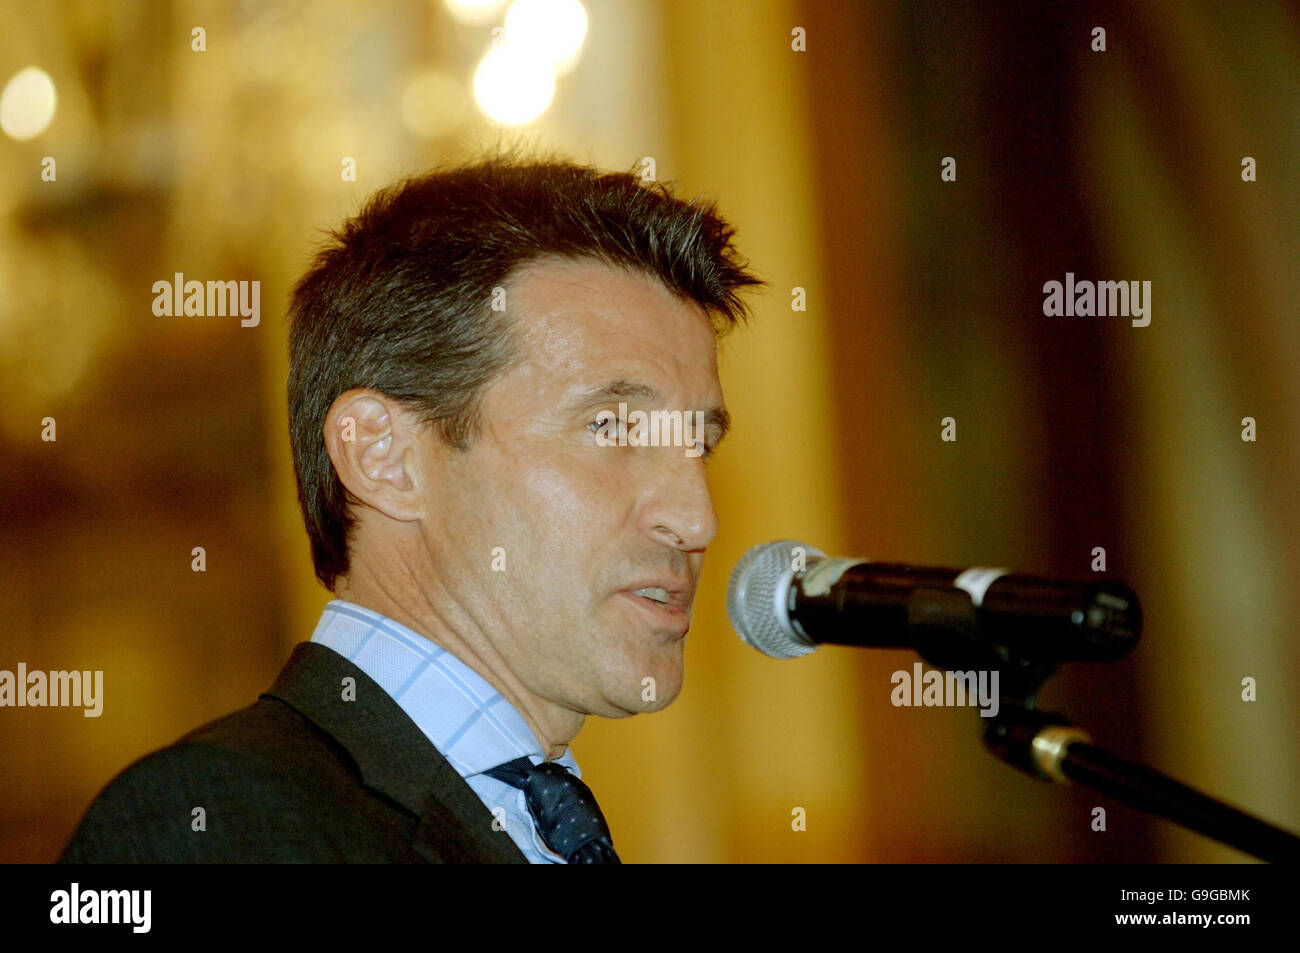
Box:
[309,599,581,780]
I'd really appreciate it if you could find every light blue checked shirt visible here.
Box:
[309,599,580,863]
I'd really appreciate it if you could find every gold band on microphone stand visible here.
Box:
[1031,725,1092,782]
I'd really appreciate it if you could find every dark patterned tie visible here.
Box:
[483,756,621,864]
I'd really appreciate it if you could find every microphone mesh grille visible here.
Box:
[727,540,823,659]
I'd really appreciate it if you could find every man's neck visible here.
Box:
[332,568,582,763]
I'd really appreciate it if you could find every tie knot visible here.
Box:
[483,757,620,864]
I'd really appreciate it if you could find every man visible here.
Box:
[59,153,763,863]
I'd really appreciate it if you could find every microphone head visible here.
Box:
[727,540,825,658]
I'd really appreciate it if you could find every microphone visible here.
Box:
[726,540,1142,664]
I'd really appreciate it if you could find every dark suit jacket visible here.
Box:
[59,642,528,863]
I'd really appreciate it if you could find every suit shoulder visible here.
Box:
[179,694,358,775]
[59,699,361,863]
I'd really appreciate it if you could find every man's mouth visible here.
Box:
[631,586,671,606]
[618,581,692,636]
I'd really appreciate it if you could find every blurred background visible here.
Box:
[1,0,1296,863]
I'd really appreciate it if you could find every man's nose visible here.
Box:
[640,451,718,552]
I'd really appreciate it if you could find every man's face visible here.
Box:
[417,257,726,719]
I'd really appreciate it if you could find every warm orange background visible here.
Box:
[1,0,1296,863]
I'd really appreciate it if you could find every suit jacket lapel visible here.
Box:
[262,642,527,863]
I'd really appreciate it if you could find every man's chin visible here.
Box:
[597,687,681,718]
[632,650,684,713]
[595,649,683,716]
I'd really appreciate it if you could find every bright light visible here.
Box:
[504,0,588,73]
[443,0,507,25]
[472,42,555,125]
[401,71,468,138]
[0,67,57,141]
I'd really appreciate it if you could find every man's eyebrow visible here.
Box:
[575,379,661,405]
[573,378,731,444]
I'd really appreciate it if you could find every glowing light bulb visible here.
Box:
[0,67,57,141]
[504,0,588,74]
[473,41,555,125]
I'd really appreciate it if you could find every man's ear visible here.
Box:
[323,389,426,522]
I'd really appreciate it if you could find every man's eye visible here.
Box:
[587,417,626,440]
[585,417,717,460]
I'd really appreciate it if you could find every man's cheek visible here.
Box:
[519,467,604,524]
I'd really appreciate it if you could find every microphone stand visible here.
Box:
[984,701,1300,863]
[909,595,1300,863]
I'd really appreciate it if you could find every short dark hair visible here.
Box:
[287,151,765,591]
